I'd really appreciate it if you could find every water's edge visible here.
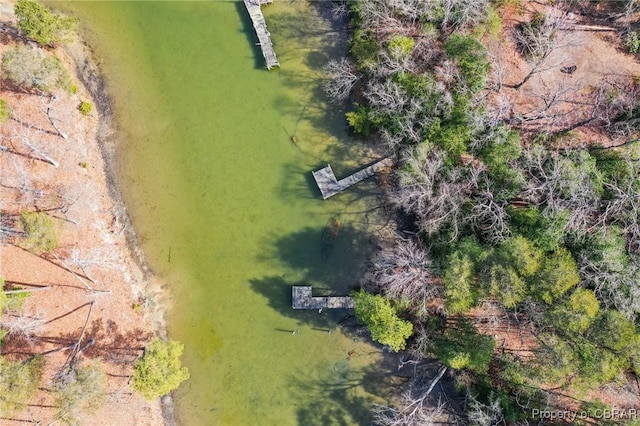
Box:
[63,38,177,426]
[57,2,392,424]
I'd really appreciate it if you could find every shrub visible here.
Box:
[443,252,477,314]
[0,278,29,313]
[2,45,72,93]
[532,247,580,304]
[350,29,380,72]
[0,356,45,414]
[387,35,415,60]
[433,319,494,374]
[626,30,640,54]
[20,211,59,254]
[52,363,105,425]
[346,103,377,136]
[352,290,413,352]
[508,207,569,252]
[78,101,92,116]
[563,288,600,334]
[474,6,502,39]
[132,339,190,400]
[0,99,8,123]
[444,34,490,92]
[14,0,78,47]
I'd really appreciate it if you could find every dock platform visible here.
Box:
[243,0,279,70]
[292,286,354,310]
[312,158,393,199]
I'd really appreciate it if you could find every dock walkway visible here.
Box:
[243,0,279,70]
[292,286,354,310]
[312,158,393,200]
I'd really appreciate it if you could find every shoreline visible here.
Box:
[0,1,176,423]
[64,34,177,426]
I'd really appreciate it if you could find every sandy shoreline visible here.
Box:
[63,38,178,426]
[0,2,176,424]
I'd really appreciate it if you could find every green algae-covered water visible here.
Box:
[58,2,391,424]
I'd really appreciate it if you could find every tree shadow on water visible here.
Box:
[289,355,401,426]
[267,224,373,291]
[249,225,374,329]
[248,275,351,330]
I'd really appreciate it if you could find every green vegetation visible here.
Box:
[433,319,494,374]
[78,101,93,116]
[0,99,9,123]
[444,34,490,93]
[0,279,30,313]
[0,356,45,415]
[131,339,190,400]
[14,0,78,47]
[626,30,640,53]
[52,363,105,425]
[330,0,640,422]
[387,35,414,60]
[352,290,413,352]
[20,211,59,254]
[2,45,72,93]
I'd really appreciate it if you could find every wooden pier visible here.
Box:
[243,0,280,70]
[292,286,354,310]
[312,158,393,200]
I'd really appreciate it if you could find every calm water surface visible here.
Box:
[58,2,390,424]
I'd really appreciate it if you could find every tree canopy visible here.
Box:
[131,339,190,400]
[14,0,78,47]
[2,45,72,93]
[330,0,640,421]
[52,363,105,426]
[352,290,413,352]
[0,356,44,415]
[20,211,59,254]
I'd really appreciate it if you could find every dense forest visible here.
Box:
[327,0,640,424]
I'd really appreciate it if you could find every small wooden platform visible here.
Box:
[312,158,393,199]
[243,0,280,70]
[292,286,354,310]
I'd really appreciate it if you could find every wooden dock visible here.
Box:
[243,0,280,70]
[312,158,393,200]
[292,286,354,310]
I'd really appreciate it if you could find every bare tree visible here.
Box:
[323,58,360,103]
[330,0,349,19]
[518,145,600,237]
[509,13,572,90]
[66,247,121,282]
[465,393,503,426]
[486,41,506,93]
[513,78,582,131]
[394,146,475,240]
[372,368,450,426]
[370,239,439,319]
[1,156,45,207]
[5,114,60,167]
[468,188,511,245]
[440,0,490,33]
[0,312,46,344]
[45,95,69,139]
[356,0,404,35]
[364,78,410,112]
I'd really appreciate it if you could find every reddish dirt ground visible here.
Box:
[1,7,169,425]
[468,0,640,413]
